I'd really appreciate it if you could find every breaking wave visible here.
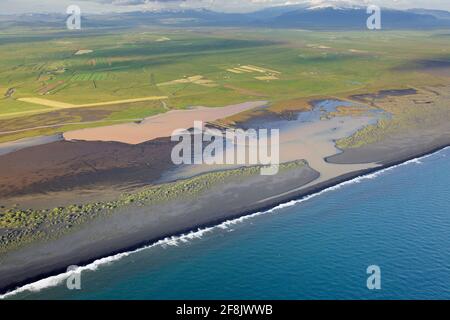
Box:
[1,147,447,299]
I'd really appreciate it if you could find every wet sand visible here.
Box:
[0,134,63,156]
[0,138,176,206]
[327,125,450,165]
[165,100,380,182]
[64,101,268,144]
[329,86,450,164]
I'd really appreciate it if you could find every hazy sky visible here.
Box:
[1,0,449,14]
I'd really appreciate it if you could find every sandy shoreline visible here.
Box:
[1,143,449,295]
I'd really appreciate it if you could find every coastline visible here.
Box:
[1,143,448,297]
[1,21,450,300]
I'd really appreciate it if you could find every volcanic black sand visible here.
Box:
[0,138,176,208]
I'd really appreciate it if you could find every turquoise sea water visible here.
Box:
[5,147,450,300]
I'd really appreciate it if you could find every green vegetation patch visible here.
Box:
[1,28,450,142]
[336,87,450,149]
[71,73,108,81]
[0,160,306,254]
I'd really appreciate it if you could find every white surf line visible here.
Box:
[1,147,448,299]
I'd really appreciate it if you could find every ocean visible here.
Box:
[3,147,450,300]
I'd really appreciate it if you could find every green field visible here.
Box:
[1,27,449,142]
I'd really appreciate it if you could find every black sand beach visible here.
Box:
[1,139,449,295]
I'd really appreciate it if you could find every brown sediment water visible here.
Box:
[64,101,267,144]
[163,112,380,183]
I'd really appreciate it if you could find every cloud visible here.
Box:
[79,0,450,12]
[1,0,449,14]
[93,0,184,4]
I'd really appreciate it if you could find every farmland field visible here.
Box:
[1,27,449,142]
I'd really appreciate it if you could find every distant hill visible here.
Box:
[1,5,450,30]
[408,8,450,20]
[265,7,450,29]
[88,6,450,30]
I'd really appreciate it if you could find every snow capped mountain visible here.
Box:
[305,0,364,10]
[2,2,449,30]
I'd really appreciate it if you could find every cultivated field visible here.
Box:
[1,27,449,142]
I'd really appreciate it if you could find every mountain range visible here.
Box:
[2,4,450,30]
